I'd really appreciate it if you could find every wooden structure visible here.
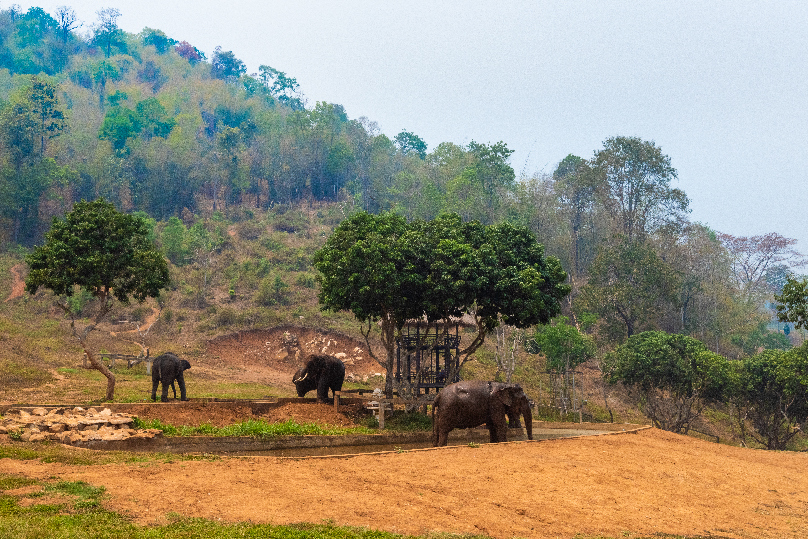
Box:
[394,323,461,396]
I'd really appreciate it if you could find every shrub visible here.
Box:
[255,275,290,306]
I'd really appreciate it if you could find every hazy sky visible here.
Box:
[23,1,808,252]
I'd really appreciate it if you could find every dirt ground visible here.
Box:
[4,269,808,537]
[1,427,807,538]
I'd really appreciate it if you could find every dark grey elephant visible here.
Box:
[431,380,533,446]
[292,354,345,402]
[151,352,191,402]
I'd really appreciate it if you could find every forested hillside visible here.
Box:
[0,5,804,362]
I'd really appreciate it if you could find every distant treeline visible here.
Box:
[0,5,803,359]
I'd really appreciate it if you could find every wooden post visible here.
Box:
[378,399,386,430]
[334,391,340,412]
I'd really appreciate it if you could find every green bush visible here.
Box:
[295,273,317,289]
[255,275,290,306]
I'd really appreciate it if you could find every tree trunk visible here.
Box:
[83,347,116,401]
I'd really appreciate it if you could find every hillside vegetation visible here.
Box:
[0,5,806,451]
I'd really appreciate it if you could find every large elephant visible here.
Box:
[292,354,345,402]
[431,380,533,446]
[151,352,191,402]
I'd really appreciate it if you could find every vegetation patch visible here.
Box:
[132,417,377,437]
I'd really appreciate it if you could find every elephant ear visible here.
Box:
[493,385,514,407]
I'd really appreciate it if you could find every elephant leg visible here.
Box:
[177,373,188,401]
[317,378,330,402]
[438,426,450,447]
[496,420,508,442]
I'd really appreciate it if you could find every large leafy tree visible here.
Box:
[312,211,415,395]
[576,239,680,341]
[394,130,427,159]
[593,136,689,242]
[604,331,731,434]
[25,199,170,401]
[313,212,570,395]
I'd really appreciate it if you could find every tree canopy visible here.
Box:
[604,331,731,434]
[313,211,570,395]
[731,347,808,450]
[25,198,169,400]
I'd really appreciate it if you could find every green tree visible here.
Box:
[313,212,570,394]
[25,199,170,400]
[593,136,689,242]
[528,316,596,413]
[731,346,808,450]
[136,97,175,139]
[54,6,80,43]
[211,46,246,80]
[141,27,176,53]
[313,211,415,395]
[258,65,303,109]
[467,140,515,223]
[604,331,731,433]
[775,275,808,329]
[98,105,140,154]
[394,130,427,159]
[92,8,124,58]
[577,239,679,341]
[530,316,596,372]
[553,154,600,278]
[160,216,190,265]
[0,77,67,245]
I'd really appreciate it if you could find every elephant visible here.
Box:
[151,352,191,402]
[431,380,533,447]
[292,354,345,402]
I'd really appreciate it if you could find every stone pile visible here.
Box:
[0,407,163,447]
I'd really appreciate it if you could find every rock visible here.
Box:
[3,407,156,447]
